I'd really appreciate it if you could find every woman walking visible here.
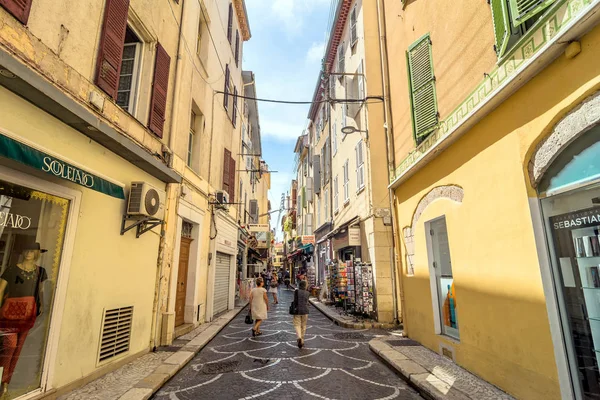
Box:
[249,277,268,336]
[293,280,310,348]
[269,272,279,304]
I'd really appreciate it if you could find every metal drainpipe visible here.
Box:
[376,0,403,324]
[151,0,186,349]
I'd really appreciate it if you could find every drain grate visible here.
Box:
[387,339,420,347]
[333,332,365,340]
[198,360,240,374]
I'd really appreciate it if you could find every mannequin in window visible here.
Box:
[0,243,48,393]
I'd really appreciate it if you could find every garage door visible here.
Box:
[213,252,231,316]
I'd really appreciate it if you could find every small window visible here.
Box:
[187,112,196,168]
[343,159,349,202]
[337,42,345,74]
[350,5,358,47]
[196,10,210,70]
[116,27,142,116]
[332,122,338,156]
[324,189,329,220]
[334,176,339,212]
[356,140,364,191]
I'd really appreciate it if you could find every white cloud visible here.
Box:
[306,41,326,65]
[252,0,330,36]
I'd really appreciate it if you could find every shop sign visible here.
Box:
[302,235,315,245]
[349,227,360,246]
[551,207,600,231]
[0,133,125,199]
[0,211,32,229]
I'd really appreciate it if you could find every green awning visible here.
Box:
[0,133,125,199]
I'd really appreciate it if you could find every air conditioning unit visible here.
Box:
[215,190,229,209]
[127,182,166,220]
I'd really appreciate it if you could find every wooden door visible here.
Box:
[175,237,192,326]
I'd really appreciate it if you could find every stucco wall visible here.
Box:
[0,85,163,389]
[393,23,600,400]
[384,0,496,170]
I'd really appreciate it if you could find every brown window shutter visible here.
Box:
[232,86,238,127]
[95,0,130,99]
[148,43,171,138]
[229,157,236,203]
[0,0,33,24]
[223,64,230,109]
[227,3,233,44]
[235,31,240,67]
[223,148,231,195]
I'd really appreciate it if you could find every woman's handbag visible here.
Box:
[289,290,298,315]
[245,309,254,324]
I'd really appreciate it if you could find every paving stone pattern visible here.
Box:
[153,289,422,400]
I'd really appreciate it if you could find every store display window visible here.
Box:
[540,127,600,399]
[0,179,69,399]
[426,216,459,339]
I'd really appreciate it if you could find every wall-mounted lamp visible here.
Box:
[341,126,368,139]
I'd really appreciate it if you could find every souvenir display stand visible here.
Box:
[354,261,376,318]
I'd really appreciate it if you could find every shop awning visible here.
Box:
[0,133,125,199]
[286,243,314,260]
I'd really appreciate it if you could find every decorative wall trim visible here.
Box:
[392,0,595,182]
[529,90,600,187]
[402,185,464,275]
[233,0,252,41]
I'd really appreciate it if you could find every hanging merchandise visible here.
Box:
[331,260,348,305]
[354,262,375,317]
[307,264,316,287]
[345,260,355,312]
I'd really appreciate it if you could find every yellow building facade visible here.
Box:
[383,0,600,398]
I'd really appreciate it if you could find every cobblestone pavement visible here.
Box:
[153,288,422,400]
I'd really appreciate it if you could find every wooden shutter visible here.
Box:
[0,0,33,24]
[229,156,236,202]
[227,3,233,43]
[223,64,230,109]
[223,148,231,195]
[508,0,555,26]
[235,30,240,67]
[95,0,130,99]
[491,0,510,58]
[350,6,357,46]
[232,86,238,127]
[407,34,438,143]
[148,43,171,138]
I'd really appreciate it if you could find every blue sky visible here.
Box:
[243,0,332,240]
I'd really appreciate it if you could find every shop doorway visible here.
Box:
[175,230,193,327]
[0,178,70,399]
[539,126,600,399]
[213,252,231,316]
[426,216,459,339]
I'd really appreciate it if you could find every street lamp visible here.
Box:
[341,125,368,139]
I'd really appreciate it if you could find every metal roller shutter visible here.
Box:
[213,252,231,316]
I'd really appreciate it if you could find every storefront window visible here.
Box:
[427,217,459,339]
[0,179,69,399]
[540,126,600,399]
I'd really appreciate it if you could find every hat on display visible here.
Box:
[25,242,48,253]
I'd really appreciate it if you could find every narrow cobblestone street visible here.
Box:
[153,288,422,399]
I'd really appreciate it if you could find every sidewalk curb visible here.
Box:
[118,303,248,400]
[309,298,399,329]
[369,338,514,400]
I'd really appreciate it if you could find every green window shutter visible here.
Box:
[491,0,510,57]
[407,34,438,143]
[508,0,556,26]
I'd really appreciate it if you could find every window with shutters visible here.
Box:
[324,189,329,220]
[224,64,230,110]
[337,42,345,74]
[332,122,338,156]
[317,197,321,227]
[232,86,238,127]
[116,28,142,116]
[490,0,551,59]
[356,140,365,192]
[188,112,196,168]
[407,34,438,145]
[148,43,171,138]
[334,176,339,212]
[343,159,349,203]
[196,6,210,72]
[350,5,358,47]
[227,3,233,44]
[235,30,240,67]
[0,0,33,24]
[223,148,231,197]
[329,74,336,100]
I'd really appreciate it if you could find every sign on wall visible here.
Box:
[349,226,361,246]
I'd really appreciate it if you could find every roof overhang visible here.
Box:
[234,0,252,41]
